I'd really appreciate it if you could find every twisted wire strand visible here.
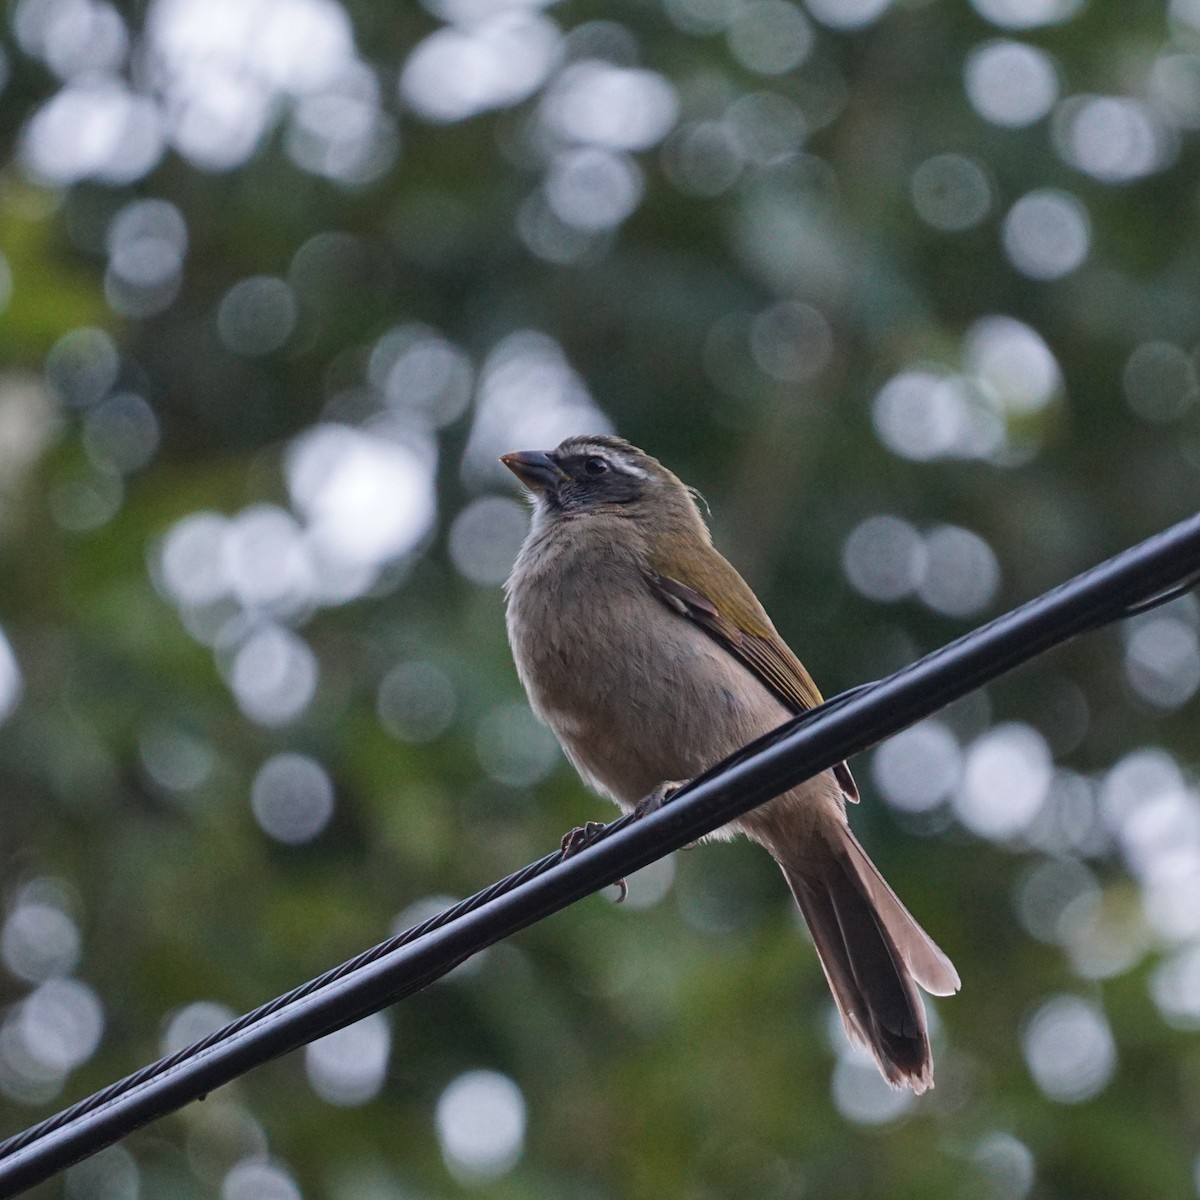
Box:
[0,846,570,1158]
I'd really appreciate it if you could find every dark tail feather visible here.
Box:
[780,825,959,1094]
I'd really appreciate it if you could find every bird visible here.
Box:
[501,434,959,1093]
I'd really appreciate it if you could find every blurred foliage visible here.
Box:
[1,0,1200,1198]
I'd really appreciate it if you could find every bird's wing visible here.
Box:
[646,557,859,803]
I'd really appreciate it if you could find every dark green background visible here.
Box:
[1,0,1199,1196]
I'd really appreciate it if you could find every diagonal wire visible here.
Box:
[0,509,1198,1197]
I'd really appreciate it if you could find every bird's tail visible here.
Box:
[778,822,960,1094]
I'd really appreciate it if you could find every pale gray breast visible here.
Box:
[506,524,791,809]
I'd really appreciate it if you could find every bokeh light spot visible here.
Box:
[725,91,808,164]
[216,276,297,357]
[222,505,314,615]
[377,661,457,744]
[971,0,1082,29]
[228,625,319,727]
[965,40,1059,127]
[1002,188,1090,280]
[449,496,530,587]
[435,1070,526,1184]
[620,855,677,910]
[287,423,438,596]
[917,524,1000,618]
[157,512,231,608]
[1149,52,1200,130]
[17,977,105,1074]
[82,392,160,474]
[1123,341,1199,423]
[50,471,123,533]
[64,1145,139,1200]
[1026,769,1104,859]
[463,331,611,488]
[842,513,926,602]
[146,0,358,171]
[251,752,335,844]
[222,1158,301,1200]
[957,723,1052,839]
[872,719,962,813]
[475,703,560,787]
[161,1000,237,1056]
[540,61,679,149]
[964,315,1061,415]
[750,300,833,382]
[286,62,398,185]
[545,147,644,231]
[2,897,80,984]
[1099,746,1190,857]
[1152,943,1200,1028]
[368,324,474,429]
[1014,856,1100,945]
[0,626,23,728]
[664,0,742,35]
[872,369,1002,461]
[728,2,814,76]
[1022,994,1115,1102]
[306,1013,390,1106]
[21,77,163,185]
[832,1046,914,1124]
[44,327,119,410]
[1124,615,1200,709]
[973,1132,1036,1200]
[400,13,560,124]
[662,120,745,197]
[1053,96,1174,184]
[15,0,129,80]
[106,196,186,283]
[804,0,892,31]
[910,153,993,232]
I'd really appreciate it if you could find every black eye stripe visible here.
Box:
[548,449,645,509]
[559,452,627,477]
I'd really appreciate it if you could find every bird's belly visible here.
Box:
[520,607,791,811]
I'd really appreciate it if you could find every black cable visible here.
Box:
[0,509,1198,1197]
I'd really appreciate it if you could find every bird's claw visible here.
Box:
[559,821,628,903]
[560,820,608,857]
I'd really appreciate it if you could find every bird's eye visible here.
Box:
[583,456,609,476]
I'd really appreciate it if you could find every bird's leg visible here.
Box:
[558,780,692,906]
[634,779,701,851]
[632,779,689,820]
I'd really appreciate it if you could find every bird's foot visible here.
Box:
[632,779,689,820]
[560,820,608,857]
[633,780,701,849]
[558,781,692,905]
[559,821,628,903]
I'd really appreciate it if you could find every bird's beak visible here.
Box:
[500,450,566,492]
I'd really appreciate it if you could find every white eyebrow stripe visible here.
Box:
[571,443,649,479]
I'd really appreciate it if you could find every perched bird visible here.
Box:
[502,434,959,1093]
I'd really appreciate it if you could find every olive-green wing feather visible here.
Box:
[646,553,859,802]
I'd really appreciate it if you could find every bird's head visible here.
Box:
[501,435,704,535]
